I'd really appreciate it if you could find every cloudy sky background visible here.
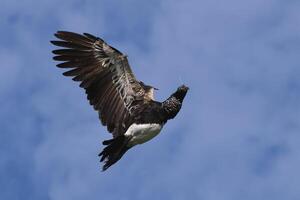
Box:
[1,0,300,199]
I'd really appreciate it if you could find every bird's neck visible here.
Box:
[162,95,182,121]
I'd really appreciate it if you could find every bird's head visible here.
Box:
[173,85,189,102]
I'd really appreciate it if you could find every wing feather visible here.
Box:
[55,31,94,45]
[52,31,149,137]
[63,66,94,77]
[50,40,91,50]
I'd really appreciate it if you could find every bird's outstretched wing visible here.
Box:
[51,31,148,137]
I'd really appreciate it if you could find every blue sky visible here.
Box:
[1,0,300,199]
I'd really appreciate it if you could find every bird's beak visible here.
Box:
[153,87,159,90]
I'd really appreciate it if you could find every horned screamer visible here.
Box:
[51,31,189,171]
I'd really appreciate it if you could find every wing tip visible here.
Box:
[52,49,60,55]
[50,40,56,45]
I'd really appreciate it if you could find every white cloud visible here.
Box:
[1,0,300,199]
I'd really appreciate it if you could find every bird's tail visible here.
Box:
[99,135,130,171]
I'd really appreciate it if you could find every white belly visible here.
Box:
[125,123,163,147]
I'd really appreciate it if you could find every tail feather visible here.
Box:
[102,138,115,145]
[99,135,130,171]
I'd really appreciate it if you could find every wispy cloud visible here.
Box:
[1,0,300,200]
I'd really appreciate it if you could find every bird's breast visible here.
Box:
[125,123,163,147]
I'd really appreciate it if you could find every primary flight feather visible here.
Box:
[51,31,189,171]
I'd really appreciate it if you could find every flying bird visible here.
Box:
[51,31,189,171]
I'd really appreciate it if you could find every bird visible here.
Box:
[51,31,189,171]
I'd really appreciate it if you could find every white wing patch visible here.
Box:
[110,61,137,111]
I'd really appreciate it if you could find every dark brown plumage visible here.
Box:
[51,31,189,170]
